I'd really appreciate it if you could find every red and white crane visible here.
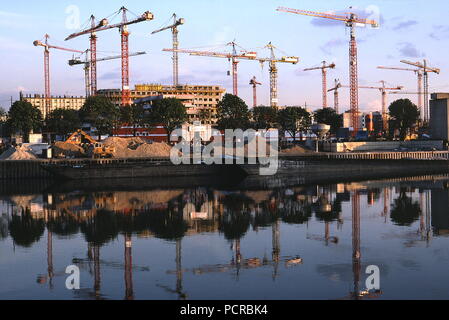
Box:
[328,79,342,113]
[257,42,299,108]
[249,76,262,107]
[400,59,440,123]
[69,51,147,98]
[304,61,336,108]
[163,42,258,96]
[277,6,379,133]
[151,14,185,87]
[33,34,84,117]
[66,7,154,106]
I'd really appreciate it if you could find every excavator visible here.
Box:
[65,130,115,159]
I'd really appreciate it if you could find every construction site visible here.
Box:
[3,1,449,305]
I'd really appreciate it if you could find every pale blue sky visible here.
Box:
[1,0,448,113]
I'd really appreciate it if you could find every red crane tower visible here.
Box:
[66,7,154,106]
[163,42,258,96]
[33,34,84,117]
[328,79,342,113]
[277,7,379,133]
[65,16,108,96]
[249,76,262,107]
[304,61,336,108]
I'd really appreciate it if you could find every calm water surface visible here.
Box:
[1,175,449,300]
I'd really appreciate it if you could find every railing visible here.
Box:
[281,151,449,161]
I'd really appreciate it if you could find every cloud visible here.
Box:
[393,20,418,31]
[320,38,345,55]
[429,25,449,40]
[398,42,424,58]
[309,7,383,28]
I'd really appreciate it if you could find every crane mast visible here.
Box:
[377,66,424,118]
[328,79,341,113]
[163,42,258,96]
[249,76,262,107]
[66,7,154,106]
[151,14,185,87]
[304,61,336,108]
[401,59,440,123]
[277,6,378,133]
[258,42,299,108]
[33,34,84,117]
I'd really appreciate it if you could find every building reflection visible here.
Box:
[1,175,449,299]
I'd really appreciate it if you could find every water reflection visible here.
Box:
[1,174,448,300]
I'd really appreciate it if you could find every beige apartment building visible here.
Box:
[21,94,86,119]
[97,84,226,124]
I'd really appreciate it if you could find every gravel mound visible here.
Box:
[53,142,85,159]
[280,145,314,155]
[103,137,172,158]
[0,146,37,161]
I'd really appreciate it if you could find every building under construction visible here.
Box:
[97,84,225,123]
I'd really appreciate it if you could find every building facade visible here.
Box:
[97,84,226,124]
[21,94,86,119]
[430,93,449,140]
[343,111,366,130]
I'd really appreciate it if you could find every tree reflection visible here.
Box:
[147,210,188,241]
[80,210,120,246]
[8,208,45,247]
[47,213,80,237]
[390,191,421,226]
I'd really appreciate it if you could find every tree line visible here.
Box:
[0,93,420,143]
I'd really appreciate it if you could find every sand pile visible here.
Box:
[103,137,172,158]
[52,142,85,159]
[0,146,37,161]
[280,145,314,156]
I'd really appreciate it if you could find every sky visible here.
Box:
[1,0,449,113]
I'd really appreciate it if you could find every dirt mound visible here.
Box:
[0,146,37,160]
[53,142,85,159]
[103,137,172,158]
[280,145,314,155]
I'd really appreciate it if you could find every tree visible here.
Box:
[216,94,251,130]
[45,108,81,138]
[314,108,342,134]
[389,99,420,140]
[252,106,278,130]
[79,96,121,140]
[278,107,311,141]
[120,104,145,137]
[198,108,213,124]
[7,101,43,141]
[147,98,188,142]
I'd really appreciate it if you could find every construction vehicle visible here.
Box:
[65,130,115,159]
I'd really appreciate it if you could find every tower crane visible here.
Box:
[66,7,155,106]
[304,61,336,108]
[377,66,424,115]
[328,79,342,113]
[277,6,379,133]
[33,34,84,117]
[249,76,262,107]
[257,42,299,108]
[163,42,258,96]
[65,16,108,97]
[342,82,403,132]
[68,51,147,97]
[151,14,185,87]
[400,59,440,123]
